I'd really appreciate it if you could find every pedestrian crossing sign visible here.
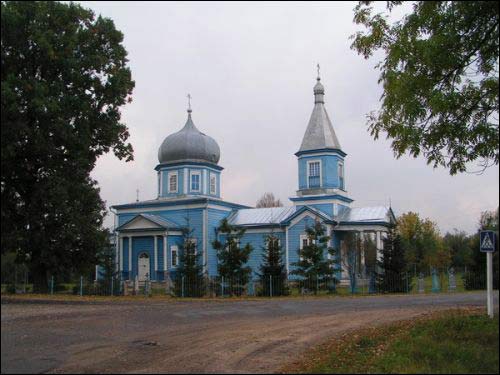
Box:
[480,231,496,252]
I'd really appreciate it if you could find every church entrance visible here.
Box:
[138,253,150,281]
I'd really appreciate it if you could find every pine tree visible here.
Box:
[212,218,252,296]
[377,227,411,293]
[258,233,289,296]
[98,236,119,295]
[291,220,338,294]
[174,223,206,297]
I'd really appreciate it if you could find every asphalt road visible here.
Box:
[1,292,498,374]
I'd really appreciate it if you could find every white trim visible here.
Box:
[163,235,168,271]
[183,168,188,194]
[119,237,124,271]
[202,169,208,195]
[190,170,202,193]
[159,171,163,197]
[298,152,345,158]
[115,202,235,214]
[171,245,178,268]
[306,159,322,188]
[128,236,132,272]
[118,230,170,237]
[203,209,208,273]
[292,198,351,207]
[239,227,285,234]
[167,171,178,194]
[154,235,158,272]
[158,164,222,173]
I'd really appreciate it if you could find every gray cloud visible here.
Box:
[83,1,499,234]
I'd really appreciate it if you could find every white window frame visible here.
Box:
[190,170,201,192]
[209,173,217,195]
[167,171,178,194]
[171,245,178,267]
[333,203,338,217]
[306,159,322,188]
[299,234,314,261]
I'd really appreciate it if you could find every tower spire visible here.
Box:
[187,93,192,113]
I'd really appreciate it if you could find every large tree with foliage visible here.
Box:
[465,208,499,290]
[174,222,206,297]
[351,1,499,174]
[291,221,338,294]
[258,233,289,296]
[255,192,283,208]
[1,1,135,289]
[212,218,252,296]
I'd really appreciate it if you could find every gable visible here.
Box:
[116,215,167,231]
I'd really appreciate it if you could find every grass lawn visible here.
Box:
[281,309,499,374]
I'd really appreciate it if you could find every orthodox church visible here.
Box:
[111,72,395,282]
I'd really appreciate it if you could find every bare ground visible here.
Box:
[1,292,497,374]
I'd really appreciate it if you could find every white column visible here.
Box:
[119,236,124,272]
[203,209,208,274]
[163,234,168,272]
[128,236,132,273]
[183,168,188,194]
[154,235,158,279]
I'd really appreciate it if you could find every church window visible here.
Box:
[338,162,344,189]
[307,160,321,188]
[168,171,178,193]
[171,245,178,267]
[209,173,216,195]
[190,171,201,192]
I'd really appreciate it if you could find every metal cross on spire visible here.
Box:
[187,93,192,112]
[136,188,139,202]
[316,63,320,79]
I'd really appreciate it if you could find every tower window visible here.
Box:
[308,160,321,188]
[168,171,178,193]
[209,173,217,195]
[338,162,344,189]
[171,245,178,267]
[190,171,201,192]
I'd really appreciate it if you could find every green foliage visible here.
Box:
[351,1,499,174]
[174,221,206,297]
[258,234,289,296]
[1,1,135,288]
[291,221,338,293]
[377,226,411,293]
[212,218,252,296]
[291,312,499,374]
[443,229,474,268]
[98,232,118,285]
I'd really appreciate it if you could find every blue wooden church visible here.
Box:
[111,73,395,282]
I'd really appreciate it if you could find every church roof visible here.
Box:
[297,76,342,153]
[158,107,220,165]
[338,206,395,224]
[227,206,297,226]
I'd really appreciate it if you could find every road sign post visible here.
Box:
[480,230,496,318]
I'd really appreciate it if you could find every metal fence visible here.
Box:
[1,268,494,298]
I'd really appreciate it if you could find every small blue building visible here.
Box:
[111,73,395,282]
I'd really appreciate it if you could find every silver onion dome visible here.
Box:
[158,108,220,165]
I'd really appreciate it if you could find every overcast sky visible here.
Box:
[81,1,499,234]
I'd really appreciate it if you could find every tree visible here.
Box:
[98,232,119,294]
[258,233,289,296]
[212,218,253,296]
[351,1,499,174]
[174,221,206,297]
[377,226,411,293]
[465,208,499,290]
[443,229,473,269]
[341,232,362,293]
[1,1,135,289]
[291,221,338,294]
[255,193,283,208]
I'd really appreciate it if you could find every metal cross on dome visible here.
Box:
[317,63,320,79]
[187,93,192,111]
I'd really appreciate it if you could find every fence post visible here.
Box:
[79,276,83,296]
[50,275,54,295]
[23,270,27,294]
[111,278,114,297]
[182,276,185,298]
[269,275,273,298]
[221,276,225,297]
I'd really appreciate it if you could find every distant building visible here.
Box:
[111,73,395,282]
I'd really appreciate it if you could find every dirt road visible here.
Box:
[1,292,497,373]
